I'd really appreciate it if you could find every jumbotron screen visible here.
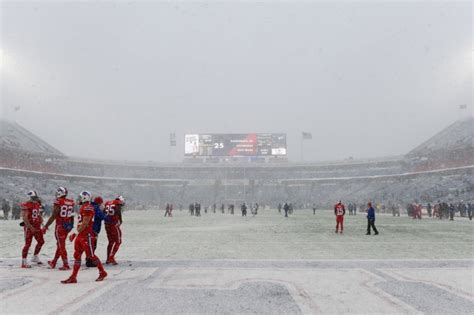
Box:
[184,133,287,156]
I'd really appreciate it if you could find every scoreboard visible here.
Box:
[184,133,287,157]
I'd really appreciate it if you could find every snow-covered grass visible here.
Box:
[1,209,473,314]
[1,209,472,261]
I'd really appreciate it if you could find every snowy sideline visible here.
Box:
[1,210,473,314]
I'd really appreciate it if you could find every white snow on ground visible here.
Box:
[1,208,470,260]
[0,209,473,314]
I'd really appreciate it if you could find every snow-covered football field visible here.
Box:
[1,209,473,314]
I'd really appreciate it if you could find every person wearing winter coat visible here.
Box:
[366,202,379,235]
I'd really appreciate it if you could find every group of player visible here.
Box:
[19,187,125,284]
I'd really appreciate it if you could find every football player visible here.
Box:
[21,191,45,268]
[104,196,124,265]
[61,191,107,284]
[334,200,346,234]
[85,196,109,267]
[42,187,75,270]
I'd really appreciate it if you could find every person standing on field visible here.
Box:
[334,200,345,234]
[241,203,247,217]
[2,198,10,220]
[427,203,432,217]
[366,202,378,235]
[283,202,289,217]
[21,191,45,268]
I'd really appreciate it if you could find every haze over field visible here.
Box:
[1,1,472,162]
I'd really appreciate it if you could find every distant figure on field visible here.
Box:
[426,203,432,217]
[165,203,173,217]
[241,203,247,217]
[366,202,378,235]
[2,198,10,220]
[195,203,201,217]
[334,201,345,234]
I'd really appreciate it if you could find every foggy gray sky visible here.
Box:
[0,1,472,162]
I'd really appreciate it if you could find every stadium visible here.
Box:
[1,118,473,313]
[1,1,473,313]
[1,118,473,209]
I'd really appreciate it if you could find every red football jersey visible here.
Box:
[53,197,75,226]
[21,201,42,226]
[104,200,122,225]
[77,202,95,236]
[334,204,345,216]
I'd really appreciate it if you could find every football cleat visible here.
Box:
[31,256,43,265]
[96,271,108,282]
[21,263,32,269]
[61,277,77,284]
[48,260,56,269]
[59,265,70,271]
[106,257,118,265]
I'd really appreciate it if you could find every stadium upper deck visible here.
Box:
[0,118,472,206]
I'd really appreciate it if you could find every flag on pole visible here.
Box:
[169,133,176,146]
[302,132,312,140]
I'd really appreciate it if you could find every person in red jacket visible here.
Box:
[334,200,346,234]
[104,196,124,265]
[61,191,107,284]
[21,191,45,268]
[412,203,422,219]
[42,187,75,270]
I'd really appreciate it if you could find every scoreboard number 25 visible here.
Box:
[213,142,224,149]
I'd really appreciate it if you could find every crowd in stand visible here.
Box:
[0,149,63,173]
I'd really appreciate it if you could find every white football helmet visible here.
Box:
[78,191,92,204]
[27,190,39,201]
[55,186,68,198]
[116,195,125,205]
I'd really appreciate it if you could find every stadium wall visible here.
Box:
[1,165,472,209]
